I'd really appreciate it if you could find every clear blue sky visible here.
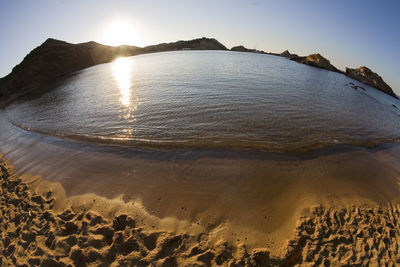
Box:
[1,0,399,93]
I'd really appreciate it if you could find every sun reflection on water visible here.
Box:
[112,57,140,139]
[112,57,133,107]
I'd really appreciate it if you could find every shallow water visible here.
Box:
[6,51,400,152]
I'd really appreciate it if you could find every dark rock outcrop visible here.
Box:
[302,53,341,73]
[280,50,341,73]
[0,37,228,105]
[280,50,291,58]
[346,66,397,98]
[141,37,227,53]
[231,45,267,54]
[231,46,256,53]
[279,50,301,61]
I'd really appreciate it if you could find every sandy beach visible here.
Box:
[1,156,400,266]
[1,112,400,266]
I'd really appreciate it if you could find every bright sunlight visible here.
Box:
[101,20,140,46]
[112,57,132,107]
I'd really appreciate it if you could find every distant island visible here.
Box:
[0,37,397,105]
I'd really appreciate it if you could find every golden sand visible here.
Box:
[1,154,400,266]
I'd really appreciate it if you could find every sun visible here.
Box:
[101,20,141,46]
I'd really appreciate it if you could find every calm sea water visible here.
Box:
[6,51,400,152]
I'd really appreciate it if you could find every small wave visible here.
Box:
[8,118,400,154]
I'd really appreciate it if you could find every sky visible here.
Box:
[0,0,399,93]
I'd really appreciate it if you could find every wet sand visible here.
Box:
[1,112,400,265]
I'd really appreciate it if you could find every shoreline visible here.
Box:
[1,111,400,264]
[6,110,400,160]
[1,158,400,265]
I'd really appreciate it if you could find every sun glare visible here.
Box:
[112,57,132,107]
[101,20,140,46]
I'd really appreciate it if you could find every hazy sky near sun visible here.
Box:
[1,0,399,92]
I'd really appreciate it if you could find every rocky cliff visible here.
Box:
[303,53,341,73]
[346,67,397,98]
[280,50,341,73]
[0,37,227,104]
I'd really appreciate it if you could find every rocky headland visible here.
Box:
[278,50,397,98]
[231,46,257,53]
[141,37,227,53]
[346,66,398,98]
[231,45,254,53]
[279,50,342,73]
